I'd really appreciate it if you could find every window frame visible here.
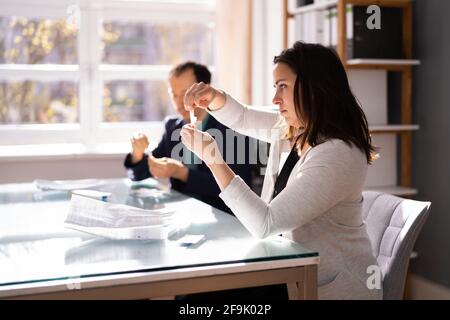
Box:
[0,0,216,149]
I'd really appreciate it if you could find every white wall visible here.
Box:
[0,153,128,184]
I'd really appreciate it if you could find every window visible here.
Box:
[102,21,214,65]
[0,14,79,127]
[0,80,78,124]
[103,80,169,122]
[100,20,215,123]
[0,0,216,148]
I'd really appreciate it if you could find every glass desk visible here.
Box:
[0,179,319,299]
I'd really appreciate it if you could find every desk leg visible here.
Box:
[287,282,299,299]
[150,296,175,300]
[287,265,318,300]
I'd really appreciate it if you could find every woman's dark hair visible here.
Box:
[273,41,376,164]
[170,61,212,84]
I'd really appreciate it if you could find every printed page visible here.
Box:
[64,194,180,240]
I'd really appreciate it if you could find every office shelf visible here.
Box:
[290,0,338,15]
[347,59,420,66]
[346,59,421,70]
[369,125,419,134]
[364,185,418,197]
[290,0,410,16]
[284,0,418,192]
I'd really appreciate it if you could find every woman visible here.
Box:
[181,42,382,300]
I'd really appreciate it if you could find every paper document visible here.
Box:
[178,234,206,247]
[34,179,106,191]
[65,194,187,240]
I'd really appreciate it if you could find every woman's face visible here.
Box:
[272,62,302,128]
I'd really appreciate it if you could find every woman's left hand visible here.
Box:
[180,124,224,166]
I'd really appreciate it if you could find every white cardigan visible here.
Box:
[210,94,383,300]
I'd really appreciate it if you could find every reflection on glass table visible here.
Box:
[0,178,319,300]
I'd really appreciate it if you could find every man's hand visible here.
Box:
[130,133,149,163]
[148,155,189,182]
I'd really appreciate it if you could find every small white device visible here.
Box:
[189,110,197,124]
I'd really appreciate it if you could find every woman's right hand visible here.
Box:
[130,132,149,163]
[183,82,226,112]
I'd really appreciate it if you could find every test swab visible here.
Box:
[189,110,197,124]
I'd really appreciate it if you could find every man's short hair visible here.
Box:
[169,61,211,84]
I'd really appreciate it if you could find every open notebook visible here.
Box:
[65,194,187,240]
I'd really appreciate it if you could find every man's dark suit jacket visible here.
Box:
[124,115,254,213]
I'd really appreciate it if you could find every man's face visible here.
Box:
[168,69,197,121]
